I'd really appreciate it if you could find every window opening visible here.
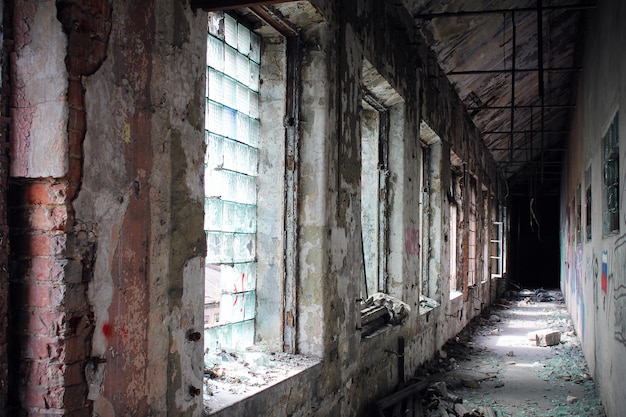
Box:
[481,189,489,283]
[585,166,592,241]
[360,94,389,299]
[449,161,463,297]
[418,121,442,312]
[419,143,430,297]
[205,12,261,349]
[491,221,504,279]
[203,10,320,413]
[603,111,619,237]
[468,177,477,287]
[449,202,459,292]
[358,60,409,337]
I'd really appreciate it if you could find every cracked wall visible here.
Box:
[3,0,504,416]
[561,0,626,415]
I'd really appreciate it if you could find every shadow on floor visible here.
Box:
[375,289,606,417]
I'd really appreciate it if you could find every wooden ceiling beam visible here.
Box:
[191,0,291,12]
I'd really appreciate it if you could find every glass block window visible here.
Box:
[603,112,619,237]
[204,12,261,346]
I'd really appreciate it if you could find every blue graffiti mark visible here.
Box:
[613,235,626,347]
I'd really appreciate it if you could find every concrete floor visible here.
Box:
[410,290,606,417]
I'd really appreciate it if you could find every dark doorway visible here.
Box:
[509,194,560,289]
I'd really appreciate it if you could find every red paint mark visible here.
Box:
[102,322,113,338]
[602,251,608,294]
[240,273,245,312]
[232,273,246,312]
[404,228,421,256]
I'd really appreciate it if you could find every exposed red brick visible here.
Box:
[18,308,67,338]
[63,384,88,410]
[19,335,64,361]
[63,338,88,364]
[66,78,84,109]
[9,205,67,232]
[68,108,86,134]
[64,284,88,312]
[12,233,67,257]
[64,405,92,417]
[9,181,68,206]
[67,158,83,185]
[28,257,67,283]
[27,361,64,387]
[22,384,48,410]
[63,362,85,387]
[16,281,66,308]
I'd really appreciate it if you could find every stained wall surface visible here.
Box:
[561,0,626,415]
[3,1,505,416]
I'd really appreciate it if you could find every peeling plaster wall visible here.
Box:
[213,1,501,416]
[4,0,503,416]
[10,0,68,178]
[71,1,206,416]
[561,1,626,416]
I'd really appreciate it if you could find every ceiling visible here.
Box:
[404,0,594,196]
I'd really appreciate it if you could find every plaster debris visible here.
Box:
[203,349,319,414]
[364,292,411,325]
[375,289,606,417]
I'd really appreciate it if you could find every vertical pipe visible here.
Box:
[510,11,516,164]
[283,34,300,353]
[537,0,545,183]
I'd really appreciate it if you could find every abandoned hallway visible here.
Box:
[1,0,625,416]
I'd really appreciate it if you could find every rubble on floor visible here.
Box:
[375,289,606,417]
[203,349,319,414]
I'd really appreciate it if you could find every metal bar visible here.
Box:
[538,0,545,183]
[468,104,574,110]
[249,5,299,37]
[490,147,566,151]
[510,11,516,163]
[498,161,564,165]
[415,4,595,19]
[192,0,291,11]
[283,34,300,354]
[484,130,568,134]
[448,66,581,75]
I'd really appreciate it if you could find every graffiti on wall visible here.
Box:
[613,235,626,347]
[404,227,421,256]
[602,251,608,294]
[575,243,584,338]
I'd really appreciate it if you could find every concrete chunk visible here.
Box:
[529,329,561,346]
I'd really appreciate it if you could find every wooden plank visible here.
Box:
[361,305,388,325]
[191,0,290,11]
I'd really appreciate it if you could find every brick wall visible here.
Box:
[5,0,110,415]
[7,179,98,416]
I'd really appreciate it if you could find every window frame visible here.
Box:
[602,111,620,237]
[204,10,300,354]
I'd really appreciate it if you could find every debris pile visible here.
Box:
[203,349,319,413]
[375,289,606,417]
[375,378,500,417]
[361,292,411,337]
